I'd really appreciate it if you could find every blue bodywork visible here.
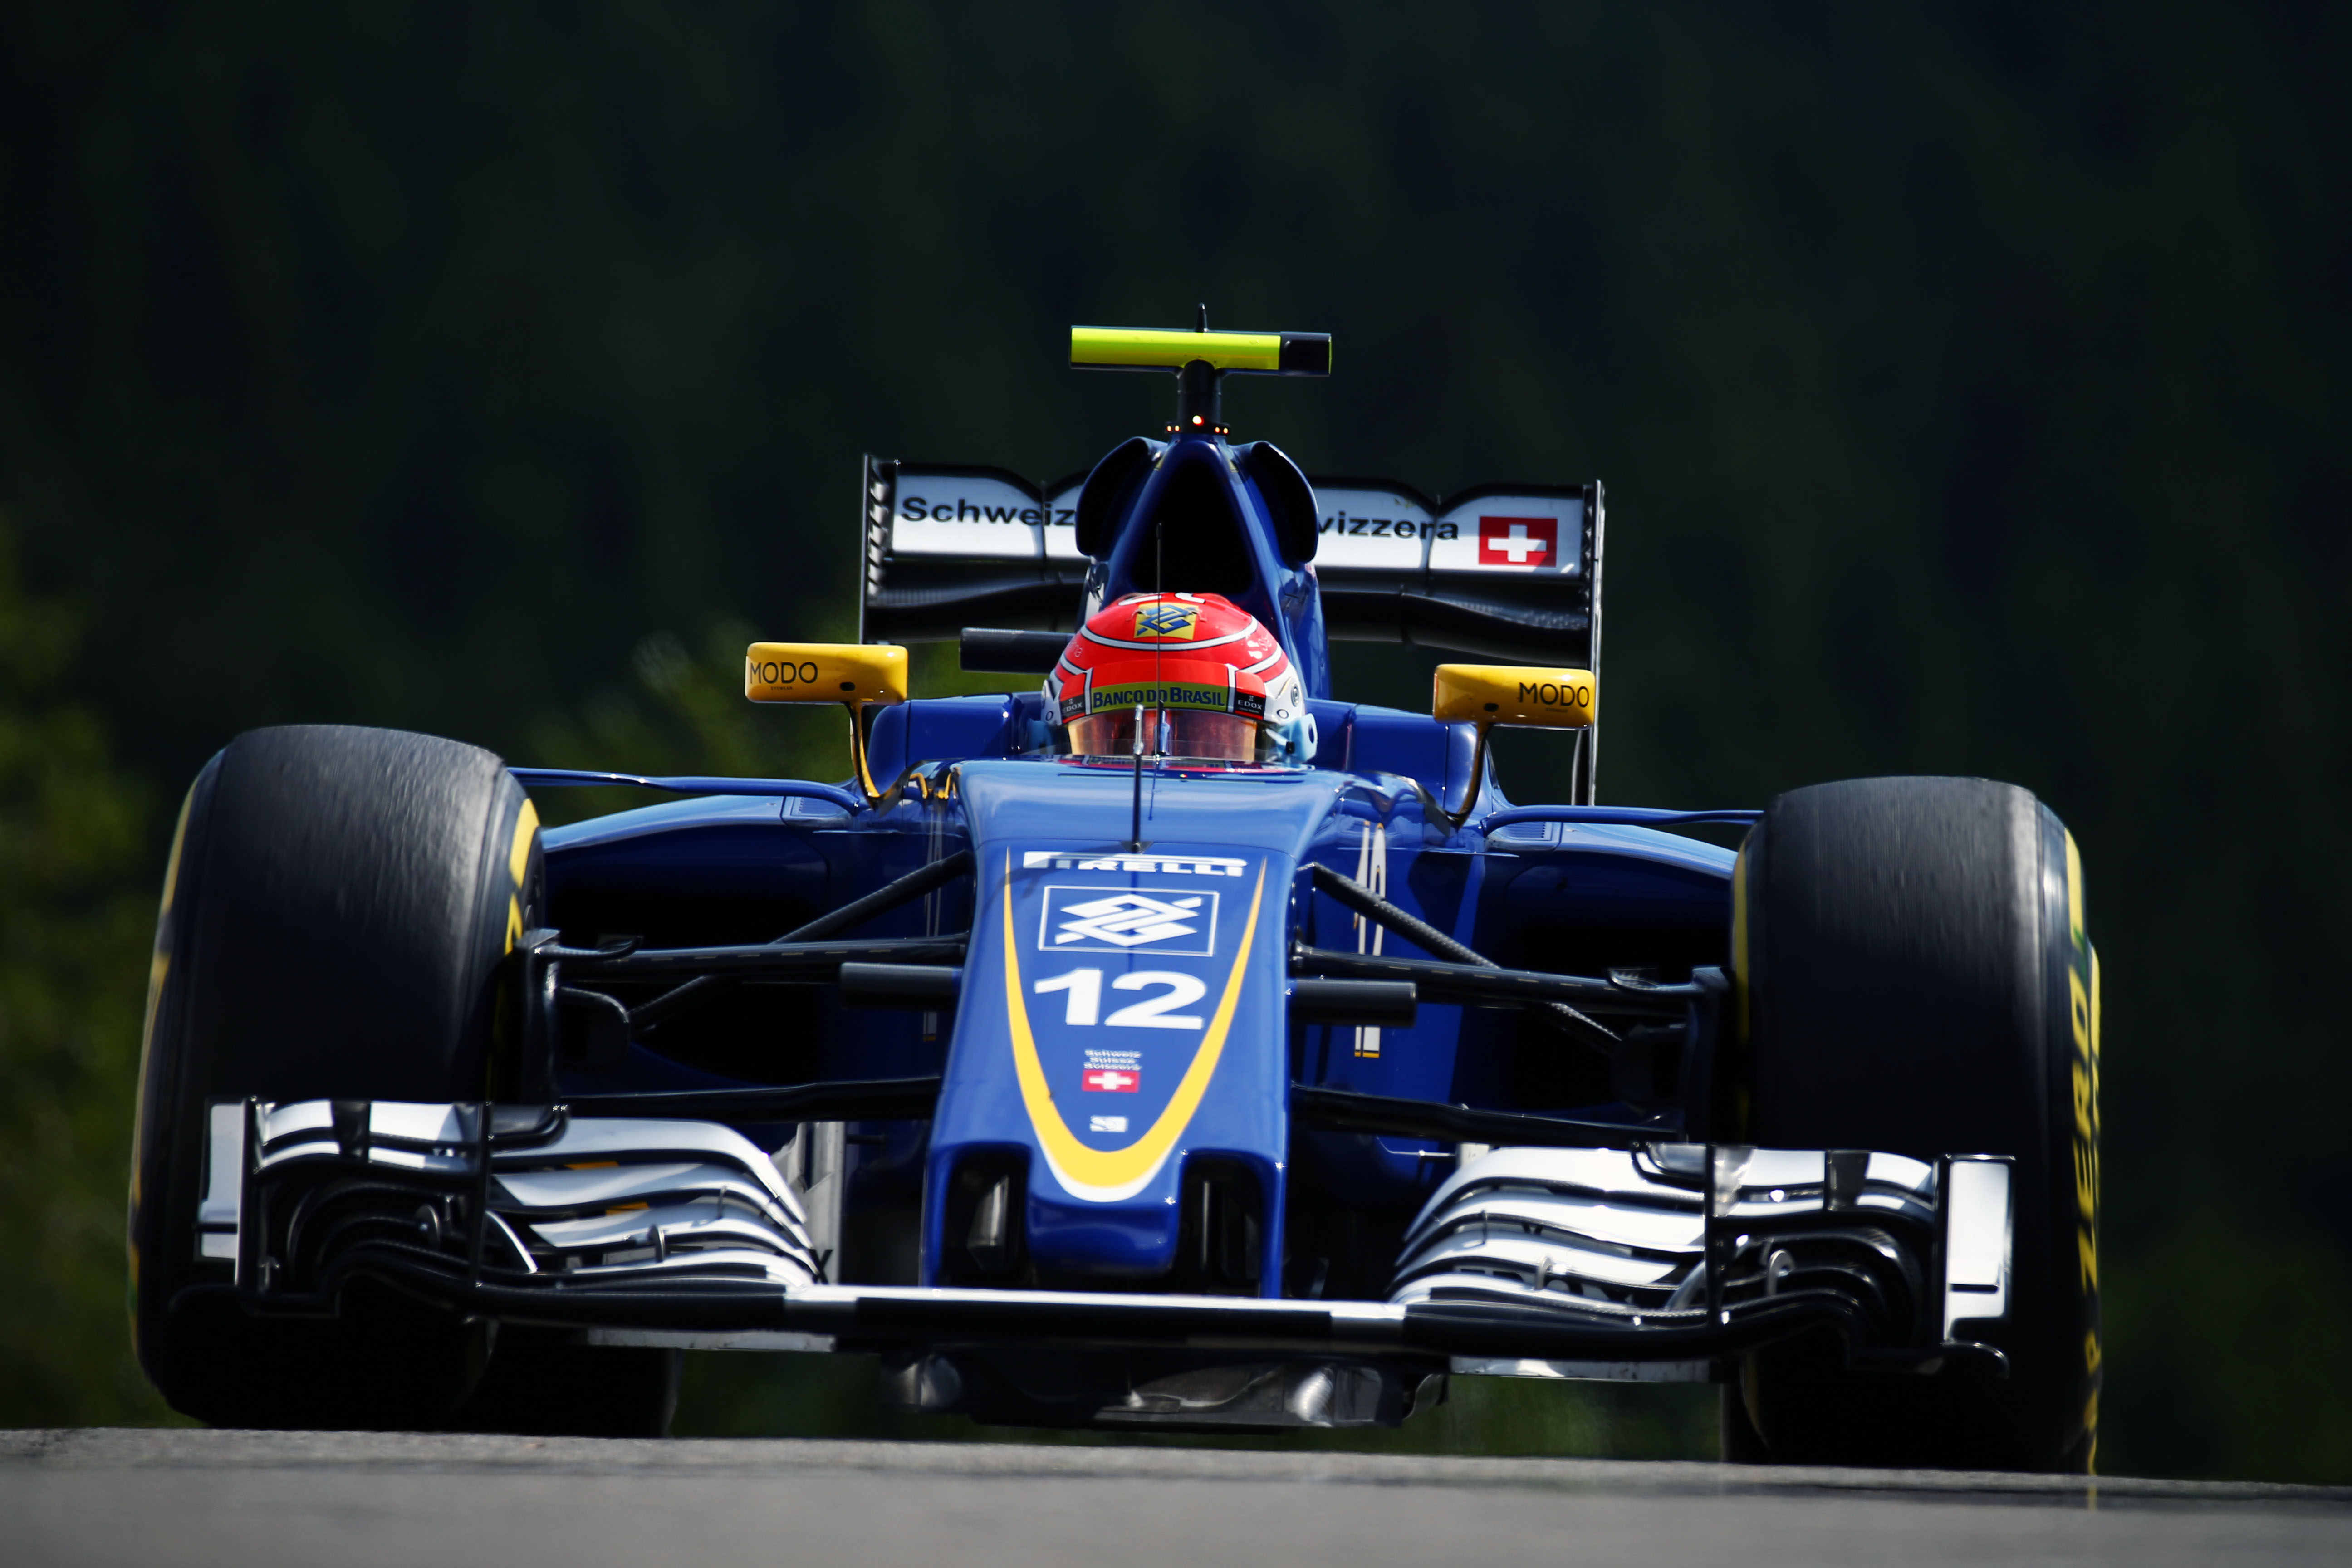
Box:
[535,427,1738,1295]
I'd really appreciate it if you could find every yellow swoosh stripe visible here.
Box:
[1004,856,1266,1202]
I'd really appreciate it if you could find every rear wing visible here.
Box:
[857,458,1092,643]
[856,456,1604,670]
[1304,478,1602,668]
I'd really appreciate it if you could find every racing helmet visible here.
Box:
[1047,593,1315,764]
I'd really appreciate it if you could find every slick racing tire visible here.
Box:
[1724,777,2101,1473]
[127,724,678,1433]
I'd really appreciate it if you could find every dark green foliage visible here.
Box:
[519,621,849,828]
[0,520,176,1424]
[1,3,2347,1475]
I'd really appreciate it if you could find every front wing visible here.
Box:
[185,1097,2014,1429]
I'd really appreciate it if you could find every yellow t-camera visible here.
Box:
[1070,313,1330,436]
[1070,326,1331,376]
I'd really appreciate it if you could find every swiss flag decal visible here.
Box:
[1083,1068,1139,1093]
[1478,515,1558,568]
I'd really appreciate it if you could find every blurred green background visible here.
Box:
[3,3,2346,1480]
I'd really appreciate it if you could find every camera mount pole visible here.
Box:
[1130,702,1148,852]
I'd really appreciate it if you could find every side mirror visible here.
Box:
[1430,663,1597,824]
[1431,664,1595,730]
[746,642,909,803]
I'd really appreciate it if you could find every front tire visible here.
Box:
[1725,776,2101,1472]
[128,725,672,1433]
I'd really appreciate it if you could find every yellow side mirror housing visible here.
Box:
[745,642,909,804]
[1431,664,1597,729]
[745,642,908,707]
[1429,664,1597,827]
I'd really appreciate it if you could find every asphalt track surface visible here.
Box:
[6,1428,2347,1567]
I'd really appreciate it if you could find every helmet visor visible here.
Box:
[1068,708,1264,763]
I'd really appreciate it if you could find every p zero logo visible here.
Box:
[1040,887,1219,955]
[2064,830,2102,1460]
[748,657,820,686]
[1478,515,1558,568]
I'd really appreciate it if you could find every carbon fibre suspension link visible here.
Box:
[627,849,976,1029]
[1307,863,1618,1054]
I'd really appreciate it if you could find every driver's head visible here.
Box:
[1047,593,1313,763]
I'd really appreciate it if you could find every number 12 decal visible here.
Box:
[1032,969,1206,1029]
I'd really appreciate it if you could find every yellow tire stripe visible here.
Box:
[508,798,540,888]
[128,784,199,1244]
[502,797,540,956]
[2064,829,2085,950]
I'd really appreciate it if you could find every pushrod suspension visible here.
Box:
[628,850,976,1028]
[1307,864,1618,1054]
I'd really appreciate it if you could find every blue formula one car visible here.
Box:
[127,321,2102,1472]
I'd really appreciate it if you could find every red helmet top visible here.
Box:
[1045,593,1304,762]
